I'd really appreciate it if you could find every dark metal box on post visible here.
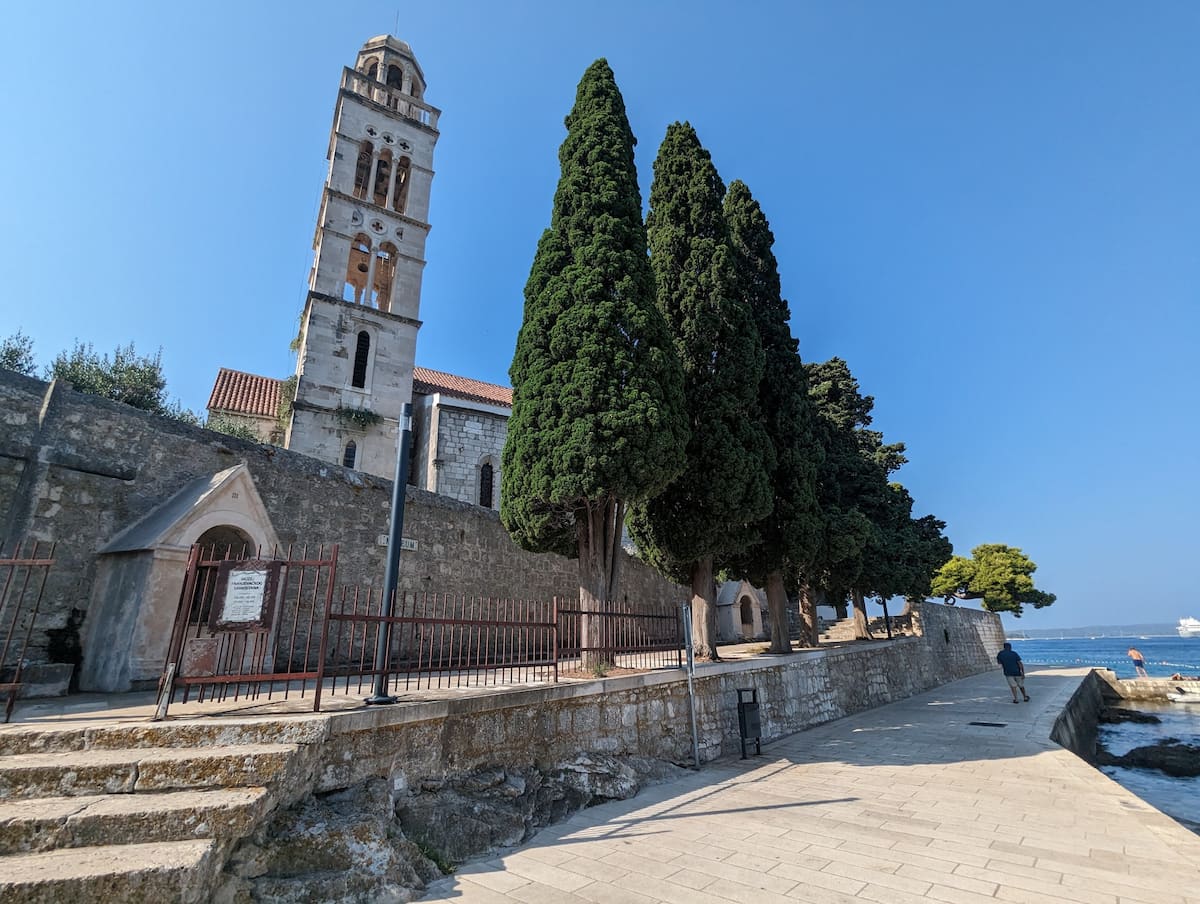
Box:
[737,687,761,758]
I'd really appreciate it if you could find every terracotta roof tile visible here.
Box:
[207,369,282,418]
[413,366,512,408]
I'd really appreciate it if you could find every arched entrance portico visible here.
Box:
[79,465,280,692]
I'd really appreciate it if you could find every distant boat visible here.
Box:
[1177,617,1200,638]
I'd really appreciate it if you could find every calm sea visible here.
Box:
[1010,635,1200,680]
[1011,636,1200,833]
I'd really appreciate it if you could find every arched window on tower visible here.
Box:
[387,65,404,89]
[353,141,373,200]
[393,157,411,214]
[351,331,370,388]
[365,60,379,81]
[373,243,397,311]
[343,441,357,470]
[479,461,495,509]
[344,234,371,303]
[373,149,392,207]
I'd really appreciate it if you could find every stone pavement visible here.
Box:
[420,668,1200,904]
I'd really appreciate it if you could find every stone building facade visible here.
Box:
[1,370,678,693]
[207,365,512,512]
[206,34,517,507]
[410,367,509,511]
[285,35,441,478]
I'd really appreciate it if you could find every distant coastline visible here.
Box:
[1006,622,1180,640]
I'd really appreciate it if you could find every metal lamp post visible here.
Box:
[365,402,413,705]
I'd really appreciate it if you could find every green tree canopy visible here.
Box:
[48,341,169,413]
[931,543,1055,616]
[0,330,36,375]
[500,60,688,617]
[720,180,822,653]
[628,123,774,658]
[802,358,880,597]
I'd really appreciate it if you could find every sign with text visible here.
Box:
[210,560,281,631]
[375,535,419,551]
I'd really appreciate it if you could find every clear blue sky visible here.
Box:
[2,2,1197,630]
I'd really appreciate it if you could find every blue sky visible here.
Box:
[1,2,1197,629]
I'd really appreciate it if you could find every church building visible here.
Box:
[207,36,510,511]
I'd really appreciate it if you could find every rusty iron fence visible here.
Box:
[157,543,684,716]
[321,591,559,695]
[0,541,56,723]
[557,599,684,674]
[157,543,339,716]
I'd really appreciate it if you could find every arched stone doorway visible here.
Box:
[80,465,279,692]
[739,596,755,638]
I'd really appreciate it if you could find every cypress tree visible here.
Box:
[628,123,773,659]
[500,61,688,632]
[721,180,823,653]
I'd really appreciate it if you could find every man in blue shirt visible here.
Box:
[996,642,1030,703]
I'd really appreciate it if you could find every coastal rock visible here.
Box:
[1096,739,1200,778]
[1100,707,1161,725]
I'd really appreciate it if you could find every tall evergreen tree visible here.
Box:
[628,123,774,659]
[721,181,822,653]
[501,61,688,633]
[800,358,881,641]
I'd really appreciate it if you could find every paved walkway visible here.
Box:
[420,669,1200,904]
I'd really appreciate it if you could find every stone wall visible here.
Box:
[0,371,684,689]
[316,600,1004,789]
[432,404,507,510]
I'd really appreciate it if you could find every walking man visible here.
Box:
[996,642,1030,703]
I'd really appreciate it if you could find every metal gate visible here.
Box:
[155,542,338,718]
[0,540,56,722]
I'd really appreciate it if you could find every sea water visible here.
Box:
[1010,636,1200,833]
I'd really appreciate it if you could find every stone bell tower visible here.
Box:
[286,35,440,477]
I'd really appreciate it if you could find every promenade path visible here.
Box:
[420,668,1200,904]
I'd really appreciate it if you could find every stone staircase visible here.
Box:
[816,615,902,643]
[0,718,325,902]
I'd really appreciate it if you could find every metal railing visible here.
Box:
[322,591,559,695]
[158,543,339,713]
[341,68,441,129]
[155,540,684,715]
[0,541,56,722]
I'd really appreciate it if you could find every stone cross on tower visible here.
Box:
[286,35,440,477]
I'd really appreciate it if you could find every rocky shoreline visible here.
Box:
[1095,707,1200,778]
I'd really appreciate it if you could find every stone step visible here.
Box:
[0,716,328,757]
[0,743,297,800]
[0,786,270,854]
[0,838,217,904]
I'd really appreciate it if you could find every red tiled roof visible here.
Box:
[413,366,512,408]
[207,369,282,418]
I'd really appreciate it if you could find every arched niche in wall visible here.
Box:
[78,463,281,693]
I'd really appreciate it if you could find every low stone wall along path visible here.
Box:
[420,668,1200,904]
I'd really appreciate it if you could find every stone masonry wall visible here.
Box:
[0,371,684,686]
[433,404,507,510]
[316,600,1006,795]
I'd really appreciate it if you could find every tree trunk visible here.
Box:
[798,582,819,647]
[834,597,849,620]
[851,588,873,640]
[577,497,623,671]
[690,555,719,660]
[765,570,791,653]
